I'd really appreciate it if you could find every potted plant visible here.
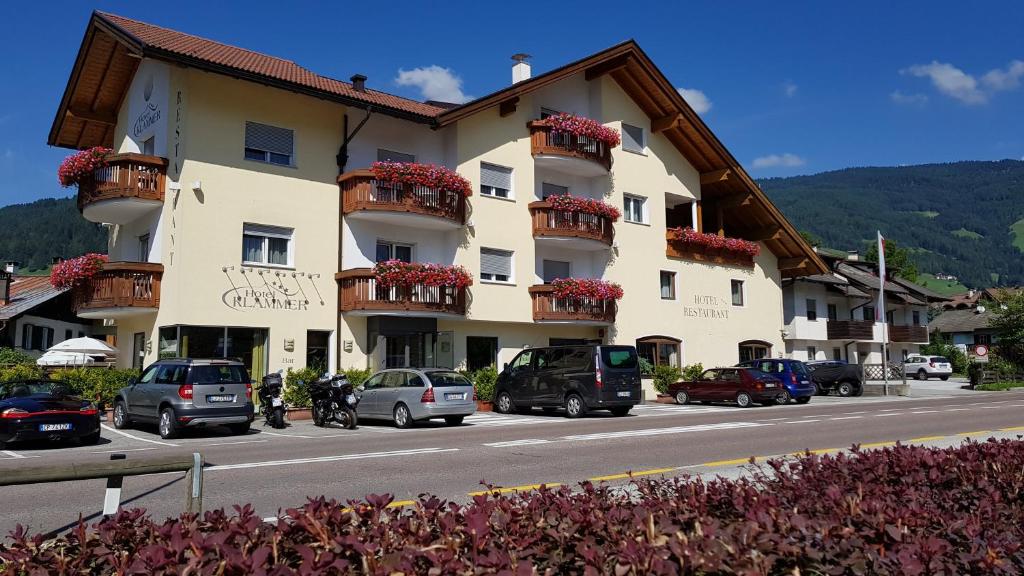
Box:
[550,278,624,301]
[58,146,112,187]
[370,161,473,197]
[543,113,621,147]
[50,253,108,291]
[469,366,498,411]
[547,194,622,221]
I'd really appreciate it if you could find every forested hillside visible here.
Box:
[0,197,106,273]
[760,160,1024,288]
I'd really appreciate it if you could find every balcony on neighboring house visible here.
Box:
[528,120,612,176]
[73,262,163,319]
[888,325,929,343]
[529,201,614,250]
[336,268,467,317]
[528,284,616,324]
[339,169,467,230]
[826,320,876,341]
[78,154,167,225]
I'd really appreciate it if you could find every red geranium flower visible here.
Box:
[50,253,108,290]
[550,278,624,301]
[668,227,761,258]
[371,162,473,198]
[544,113,621,147]
[58,147,112,187]
[548,194,622,222]
[373,260,473,289]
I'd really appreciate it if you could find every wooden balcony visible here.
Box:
[826,320,876,341]
[529,201,614,249]
[74,262,163,319]
[78,154,167,225]
[665,231,755,268]
[528,284,616,324]
[336,268,467,317]
[889,325,928,343]
[339,169,466,229]
[528,120,612,176]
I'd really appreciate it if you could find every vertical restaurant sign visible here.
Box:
[126,60,169,155]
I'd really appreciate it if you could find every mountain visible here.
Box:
[0,197,107,273]
[760,160,1024,289]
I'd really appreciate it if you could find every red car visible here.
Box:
[667,367,783,408]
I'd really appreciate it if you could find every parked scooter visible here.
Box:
[258,370,286,429]
[308,373,359,429]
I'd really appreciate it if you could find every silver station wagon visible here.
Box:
[358,368,476,428]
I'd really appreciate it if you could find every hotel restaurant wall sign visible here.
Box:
[221,267,325,312]
[683,294,730,319]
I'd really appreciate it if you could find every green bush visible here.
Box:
[0,347,36,367]
[48,368,138,405]
[0,364,44,383]
[283,367,320,408]
[342,367,372,388]
[467,366,498,401]
[638,356,654,377]
[921,334,969,374]
[974,381,1024,391]
[652,364,682,394]
[682,362,705,382]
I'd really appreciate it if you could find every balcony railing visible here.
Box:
[336,268,467,316]
[826,320,875,341]
[528,284,616,323]
[529,201,614,246]
[73,262,163,315]
[888,325,928,343]
[664,231,756,268]
[528,120,612,172]
[77,154,167,213]
[338,169,466,226]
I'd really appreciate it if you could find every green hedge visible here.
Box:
[49,368,139,406]
[463,366,497,401]
[0,347,36,367]
[0,364,44,383]
[282,367,374,408]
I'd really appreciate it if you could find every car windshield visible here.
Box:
[932,357,950,363]
[746,369,775,381]
[791,362,810,377]
[426,371,473,387]
[600,346,638,369]
[191,365,250,384]
[0,381,68,399]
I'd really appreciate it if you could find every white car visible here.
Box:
[904,355,953,381]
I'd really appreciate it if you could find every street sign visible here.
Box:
[972,344,989,363]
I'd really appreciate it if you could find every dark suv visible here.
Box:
[494,345,641,418]
[113,358,255,439]
[736,358,816,404]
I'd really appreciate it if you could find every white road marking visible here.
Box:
[874,413,903,417]
[943,408,970,412]
[830,416,863,421]
[100,424,179,447]
[561,421,765,442]
[91,447,160,454]
[201,439,268,447]
[909,410,939,414]
[1,450,28,459]
[259,430,315,439]
[783,419,820,424]
[841,411,867,415]
[980,406,1005,409]
[879,408,903,412]
[483,439,551,448]
[206,447,459,471]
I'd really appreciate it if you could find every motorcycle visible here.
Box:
[258,371,286,429]
[308,373,359,429]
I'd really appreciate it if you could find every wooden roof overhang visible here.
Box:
[437,41,827,278]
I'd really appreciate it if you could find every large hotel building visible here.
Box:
[51,12,827,387]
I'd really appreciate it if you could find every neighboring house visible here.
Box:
[0,267,96,358]
[929,307,998,348]
[48,12,828,382]
[782,251,947,364]
[941,287,1021,311]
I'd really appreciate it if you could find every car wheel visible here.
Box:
[158,407,179,440]
[444,416,464,426]
[495,391,513,414]
[609,407,631,417]
[736,392,753,408]
[113,400,130,430]
[837,381,855,397]
[675,390,689,405]
[393,403,413,429]
[940,376,949,381]
[795,396,811,405]
[916,369,927,381]
[80,430,101,445]
[565,394,585,418]
[776,390,792,405]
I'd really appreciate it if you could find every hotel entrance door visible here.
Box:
[374,331,454,369]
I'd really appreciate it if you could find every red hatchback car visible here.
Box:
[668,367,783,408]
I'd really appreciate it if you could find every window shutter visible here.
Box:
[243,224,292,239]
[481,248,512,277]
[480,163,512,190]
[377,149,416,163]
[245,122,293,156]
[622,124,644,152]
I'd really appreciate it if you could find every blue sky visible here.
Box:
[1,1,1022,207]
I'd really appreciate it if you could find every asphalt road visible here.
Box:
[1,388,1023,537]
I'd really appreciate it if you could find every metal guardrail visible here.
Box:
[0,452,203,515]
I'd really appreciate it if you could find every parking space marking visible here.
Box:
[206,447,459,472]
[258,430,315,439]
[201,439,268,447]
[101,424,179,447]
[91,447,160,454]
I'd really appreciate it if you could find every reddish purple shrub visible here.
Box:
[2,439,1023,574]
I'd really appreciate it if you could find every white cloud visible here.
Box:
[890,90,928,105]
[783,82,798,97]
[676,87,712,114]
[394,65,471,104]
[901,59,1024,105]
[981,60,1024,91]
[751,153,806,169]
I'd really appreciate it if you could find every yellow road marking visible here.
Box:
[957,430,991,437]
[1000,426,1024,432]
[468,483,561,497]
[387,500,417,508]
[859,441,896,448]
[907,435,946,442]
[589,467,677,482]
[702,457,755,467]
[793,448,841,455]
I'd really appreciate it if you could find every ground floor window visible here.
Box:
[636,336,681,369]
[306,330,330,373]
[466,336,498,372]
[738,340,771,363]
[371,331,454,370]
[158,325,268,381]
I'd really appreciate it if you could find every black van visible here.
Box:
[493,345,641,418]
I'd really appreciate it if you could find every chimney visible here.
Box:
[350,74,367,92]
[846,250,859,261]
[968,289,976,299]
[4,261,15,275]
[0,269,10,307]
[512,54,531,84]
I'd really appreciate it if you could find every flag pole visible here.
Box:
[878,231,889,396]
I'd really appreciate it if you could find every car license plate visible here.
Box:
[445,393,466,401]
[617,391,631,398]
[346,394,357,404]
[207,395,234,403]
[271,398,283,407]
[39,423,72,432]
[765,382,777,388]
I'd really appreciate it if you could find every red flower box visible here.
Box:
[58,147,112,187]
[668,227,761,258]
[550,278,624,301]
[373,260,473,289]
[544,113,621,147]
[548,194,621,222]
[50,253,108,290]
[371,162,472,198]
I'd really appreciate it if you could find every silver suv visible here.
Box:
[113,358,255,439]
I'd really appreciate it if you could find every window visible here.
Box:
[306,330,330,373]
[886,310,895,324]
[139,233,150,262]
[480,163,512,199]
[827,303,838,321]
[806,299,818,321]
[244,121,294,166]
[660,271,676,300]
[21,323,31,349]
[738,340,771,363]
[731,280,745,306]
[541,182,568,199]
[362,373,385,390]
[376,240,413,263]
[376,149,415,163]
[242,224,293,267]
[480,248,513,283]
[510,350,534,371]
[637,336,681,368]
[466,336,498,372]
[912,310,921,326]
[621,123,645,154]
[863,306,875,322]
[807,346,817,360]
[601,346,639,369]
[832,347,842,361]
[623,194,647,224]
[64,329,72,341]
[542,260,570,284]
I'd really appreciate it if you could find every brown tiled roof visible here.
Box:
[0,276,64,321]
[97,12,446,119]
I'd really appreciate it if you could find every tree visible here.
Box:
[866,238,919,282]
[799,230,822,247]
[989,290,1024,366]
